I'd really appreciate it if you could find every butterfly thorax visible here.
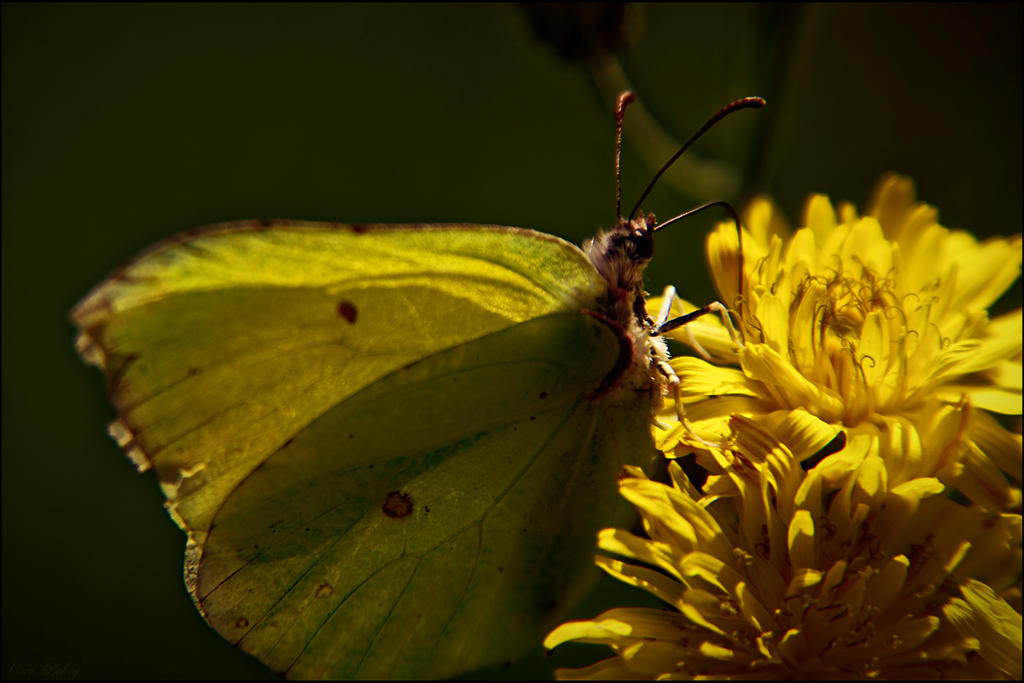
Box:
[583,214,667,405]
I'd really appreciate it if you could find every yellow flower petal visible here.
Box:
[945,579,1023,679]
[544,617,633,649]
[864,554,910,613]
[948,235,1023,313]
[868,173,917,238]
[596,555,686,609]
[877,415,925,487]
[598,528,685,583]
[757,292,789,356]
[804,194,838,246]
[785,568,823,598]
[670,357,760,398]
[958,440,1023,511]
[873,478,946,557]
[864,616,941,656]
[739,344,844,421]
[678,552,745,596]
[787,509,817,569]
[970,409,1019,483]
[618,478,735,562]
[938,386,1022,414]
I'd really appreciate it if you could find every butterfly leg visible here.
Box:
[655,286,740,356]
[653,285,677,328]
[651,352,726,450]
[652,285,730,449]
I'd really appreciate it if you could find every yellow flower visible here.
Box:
[655,174,1023,511]
[545,416,1022,679]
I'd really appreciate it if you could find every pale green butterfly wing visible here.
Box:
[200,312,650,678]
[72,223,657,678]
[73,224,606,541]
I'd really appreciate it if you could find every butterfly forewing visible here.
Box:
[72,222,657,679]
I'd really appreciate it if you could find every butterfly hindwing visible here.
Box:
[198,312,645,678]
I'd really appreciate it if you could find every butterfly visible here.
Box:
[72,92,763,679]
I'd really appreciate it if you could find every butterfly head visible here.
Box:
[583,212,656,298]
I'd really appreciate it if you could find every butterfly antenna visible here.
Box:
[627,96,765,221]
[654,200,746,316]
[652,200,741,234]
[615,91,636,221]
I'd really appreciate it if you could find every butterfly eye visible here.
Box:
[631,225,654,261]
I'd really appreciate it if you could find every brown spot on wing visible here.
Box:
[337,300,358,324]
[382,491,414,518]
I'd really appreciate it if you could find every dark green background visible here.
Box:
[3,3,1020,680]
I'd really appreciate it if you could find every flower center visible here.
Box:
[819,270,897,337]
[783,267,908,425]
